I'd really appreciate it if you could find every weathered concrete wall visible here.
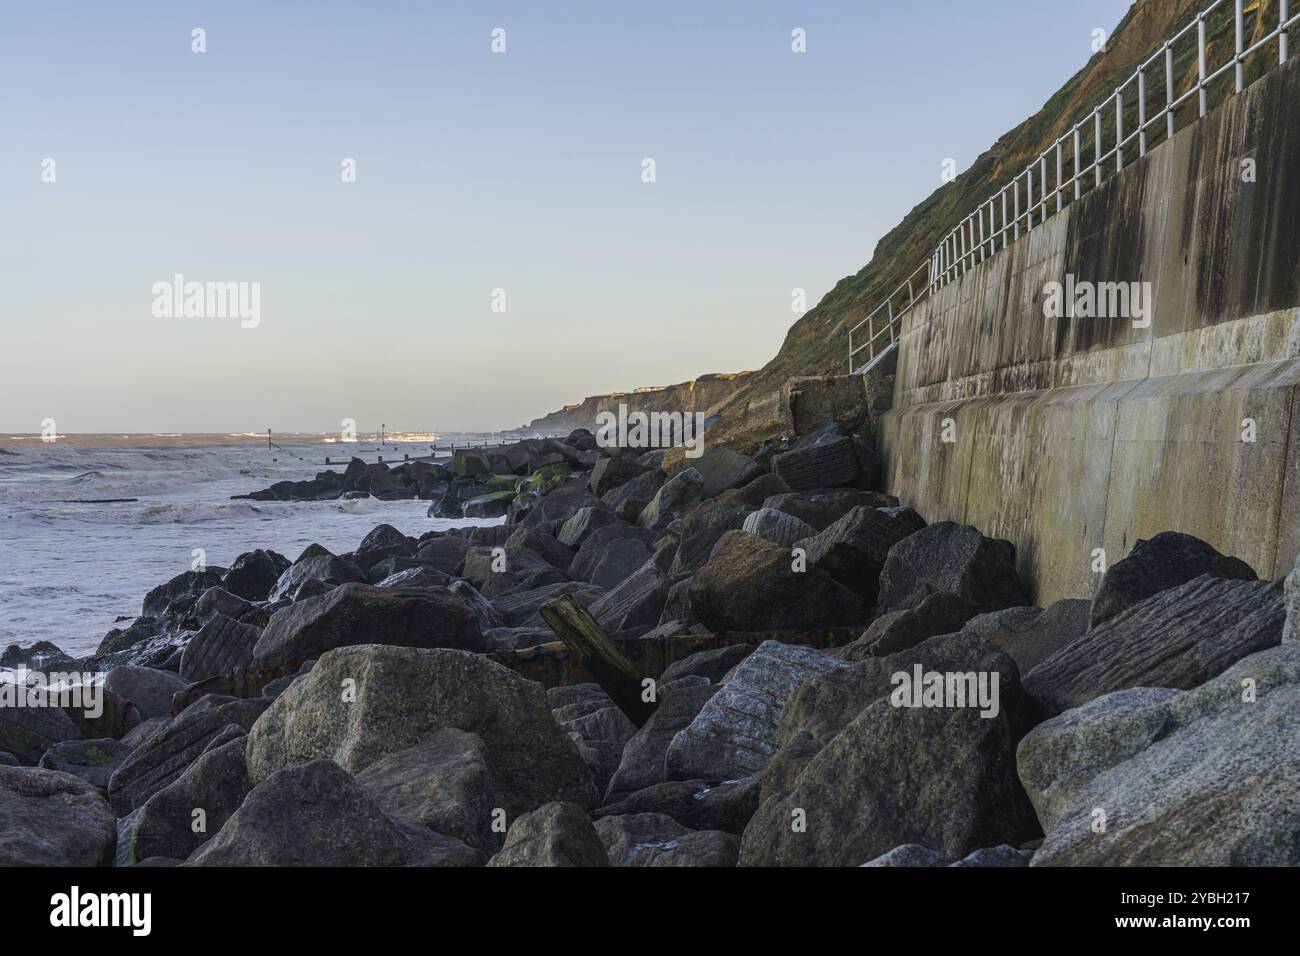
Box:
[880,56,1300,604]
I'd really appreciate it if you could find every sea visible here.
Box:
[0,434,507,659]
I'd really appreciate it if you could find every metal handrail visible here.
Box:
[850,0,1296,374]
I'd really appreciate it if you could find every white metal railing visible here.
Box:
[849,0,1297,374]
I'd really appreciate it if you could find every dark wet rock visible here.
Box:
[762,489,898,532]
[487,801,608,867]
[63,685,141,742]
[253,582,483,669]
[95,617,160,657]
[594,813,738,867]
[356,729,504,854]
[108,694,269,815]
[220,549,291,602]
[601,468,665,521]
[415,535,472,575]
[671,499,751,574]
[740,507,817,547]
[950,844,1034,867]
[875,521,1028,616]
[375,566,451,589]
[1024,575,1285,716]
[772,436,860,491]
[556,506,621,549]
[595,777,760,835]
[961,599,1091,675]
[860,844,947,867]
[1020,643,1300,865]
[691,446,765,500]
[589,456,646,497]
[245,646,598,814]
[798,506,927,601]
[605,682,717,802]
[489,581,606,628]
[658,644,756,685]
[1090,531,1257,628]
[741,633,1038,867]
[504,528,573,572]
[689,531,868,632]
[0,701,81,764]
[0,765,116,866]
[569,525,656,583]
[38,738,132,792]
[666,641,851,781]
[358,524,412,553]
[188,759,483,867]
[268,552,365,603]
[637,468,704,532]
[426,494,464,519]
[840,592,982,660]
[0,640,72,671]
[179,614,261,684]
[143,568,227,618]
[588,549,673,634]
[120,728,250,864]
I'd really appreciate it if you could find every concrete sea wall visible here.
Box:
[880,57,1300,604]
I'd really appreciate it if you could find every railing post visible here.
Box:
[978,207,986,263]
[1115,91,1124,172]
[1013,177,1020,240]
[1166,43,1176,140]
[1137,69,1147,155]
[1198,16,1208,116]
[1073,127,1082,199]
[1095,109,1104,187]
[1055,142,1064,213]
[1026,167,1034,229]
[1235,0,1245,93]
[1283,0,1291,63]
[1039,155,1048,223]
[1001,190,1009,248]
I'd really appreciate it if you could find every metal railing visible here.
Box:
[849,0,1297,373]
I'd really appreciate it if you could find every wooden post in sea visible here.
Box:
[539,595,658,727]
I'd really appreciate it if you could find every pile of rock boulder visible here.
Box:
[4,422,1298,867]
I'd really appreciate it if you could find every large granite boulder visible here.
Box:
[38,739,132,792]
[355,729,504,854]
[1023,575,1284,715]
[1090,531,1257,628]
[588,456,646,497]
[840,591,982,660]
[220,549,291,602]
[665,641,851,781]
[689,531,867,632]
[594,777,760,835]
[267,552,365,603]
[486,801,608,867]
[0,765,116,866]
[594,812,739,867]
[187,759,482,866]
[0,698,82,764]
[108,694,269,815]
[762,489,898,532]
[741,508,817,548]
[875,521,1028,615]
[771,436,859,491]
[180,613,261,684]
[961,599,1091,675]
[691,446,765,500]
[119,727,251,864]
[245,646,598,816]
[1019,642,1300,865]
[605,682,717,802]
[253,582,483,669]
[638,468,705,532]
[740,633,1038,866]
[797,506,927,601]
[104,665,187,721]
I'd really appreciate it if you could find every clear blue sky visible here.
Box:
[0,0,1133,433]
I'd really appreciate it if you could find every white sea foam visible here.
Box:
[0,439,500,656]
